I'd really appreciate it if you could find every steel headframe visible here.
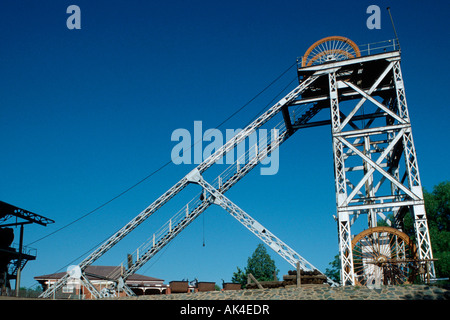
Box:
[298,49,435,285]
[40,39,435,298]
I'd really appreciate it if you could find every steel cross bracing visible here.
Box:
[297,51,435,285]
[40,73,321,298]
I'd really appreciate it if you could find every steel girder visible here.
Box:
[120,104,325,285]
[40,48,435,297]
[300,52,435,285]
[188,168,338,286]
[40,73,320,298]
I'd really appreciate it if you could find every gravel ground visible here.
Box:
[119,284,449,301]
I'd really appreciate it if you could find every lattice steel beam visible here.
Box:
[40,73,320,298]
[310,52,436,284]
[121,102,323,285]
[188,168,338,286]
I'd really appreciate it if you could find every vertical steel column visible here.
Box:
[328,71,355,286]
[363,134,377,228]
[392,61,435,278]
[15,224,24,297]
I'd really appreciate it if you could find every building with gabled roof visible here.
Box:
[35,265,168,299]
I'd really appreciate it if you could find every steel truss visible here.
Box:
[186,168,337,287]
[298,50,435,285]
[40,73,325,298]
[40,44,434,298]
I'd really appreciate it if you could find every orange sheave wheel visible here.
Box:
[301,36,361,67]
[351,226,418,286]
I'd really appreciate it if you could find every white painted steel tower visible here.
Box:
[40,36,435,298]
[297,36,435,285]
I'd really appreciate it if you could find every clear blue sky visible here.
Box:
[1,0,449,289]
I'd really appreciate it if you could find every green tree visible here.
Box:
[423,181,450,278]
[231,244,279,287]
[325,254,340,283]
[231,266,247,286]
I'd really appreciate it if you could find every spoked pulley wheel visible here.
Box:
[351,226,418,286]
[301,36,361,67]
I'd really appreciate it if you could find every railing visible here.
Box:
[358,38,400,56]
[8,242,37,257]
[7,243,37,276]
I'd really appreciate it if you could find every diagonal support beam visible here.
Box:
[39,73,320,299]
[80,273,102,299]
[187,169,338,286]
[339,80,406,125]
[342,128,406,206]
[339,61,395,131]
[338,130,420,203]
[120,118,306,289]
